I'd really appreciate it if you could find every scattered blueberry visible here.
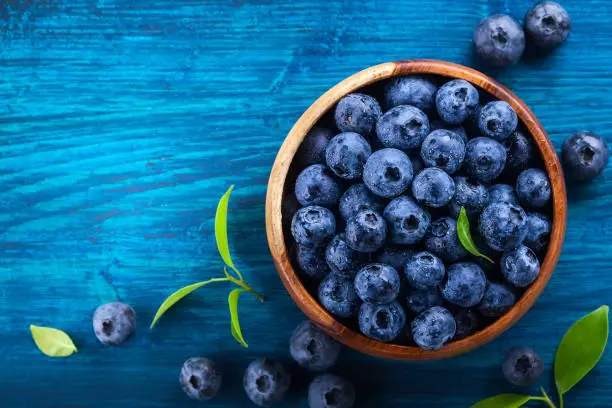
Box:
[376,105,430,150]
[295,164,342,207]
[325,234,368,278]
[430,120,468,143]
[435,79,479,124]
[478,101,518,141]
[424,216,469,263]
[383,195,431,244]
[335,93,382,136]
[562,131,609,183]
[325,132,372,180]
[338,183,386,220]
[516,168,551,209]
[358,301,406,342]
[501,245,540,287]
[503,130,534,175]
[453,309,480,340]
[290,320,341,371]
[180,357,223,401]
[384,76,437,111]
[363,148,413,198]
[441,262,487,307]
[243,359,291,407]
[478,282,516,317]
[502,346,544,386]
[412,168,456,208]
[524,212,551,253]
[92,301,136,346]
[405,288,444,315]
[298,127,334,166]
[473,14,525,67]
[375,247,415,271]
[449,176,490,218]
[465,137,507,183]
[488,183,519,205]
[308,374,356,408]
[479,201,528,251]
[420,129,466,174]
[297,245,330,279]
[345,209,387,253]
[291,206,336,247]
[405,251,445,290]
[411,306,456,350]
[319,273,361,318]
[354,263,401,304]
[524,1,571,50]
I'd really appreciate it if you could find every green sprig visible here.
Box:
[457,207,494,263]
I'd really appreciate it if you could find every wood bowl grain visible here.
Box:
[265,59,567,361]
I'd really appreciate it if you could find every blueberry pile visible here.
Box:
[288,75,555,351]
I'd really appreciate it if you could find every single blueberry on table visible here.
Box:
[180,357,223,401]
[411,306,456,350]
[384,76,437,111]
[435,79,479,124]
[405,288,444,315]
[441,262,487,307]
[430,119,468,143]
[338,183,386,221]
[424,216,469,263]
[243,359,291,407]
[334,93,382,136]
[524,212,551,253]
[325,132,372,180]
[383,195,431,245]
[420,129,466,174]
[478,101,518,141]
[325,234,368,278]
[501,245,540,287]
[404,251,445,290]
[473,14,525,67]
[295,164,342,208]
[92,301,136,346]
[297,245,330,279]
[562,131,609,183]
[376,105,430,150]
[308,374,356,408]
[358,301,406,342]
[375,247,415,272]
[411,168,456,208]
[502,346,544,386]
[298,127,334,167]
[524,1,571,50]
[453,309,480,340]
[318,273,361,318]
[465,137,507,183]
[291,205,336,247]
[345,209,387,253]
[478,282,516,317]
[354,263,401,304]
[503,130,534,175]
[449,176,490,218]
[488,183,519,205]
[363,148,413,198]
[516,168,551,209]
[290,320,341,371]
[479,201,528,251]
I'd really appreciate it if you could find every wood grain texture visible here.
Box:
[0,0,610,406]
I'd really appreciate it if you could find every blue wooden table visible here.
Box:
[1,0,611,407]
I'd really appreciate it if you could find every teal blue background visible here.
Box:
[0,0,610,407]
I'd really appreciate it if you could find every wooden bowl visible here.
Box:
[265,59,567,361]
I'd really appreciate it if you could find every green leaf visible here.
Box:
[457,207,494,263]
[30,325,78,357]
[215,185,236,270]
[555,305,609,395]
[150,278,228,328]
[228,288,248,348]
[470,394,532,408]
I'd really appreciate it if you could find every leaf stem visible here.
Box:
[557,388,564,408]
[540,387,558,408]
[227,275,264,302]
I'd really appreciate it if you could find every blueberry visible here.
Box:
[358,301,406,342]
[354,263,401,304]
[449,177,490,218]
[478,282,516,317]
[345,210,387,253]
[441,262,487,307]
[243,359,291,407]
[502,346,544,386]
[424,216,469,263]
[384,76,437,111]
[405,251,445,290]
[295,164,342,207]
[465,137,507,182]
[334,93,382,136]
[318,273,360,318]
[430,120,468,143]
[525,1,571,50]
[290,320,341,371]
[501,245,540,287]
[478,101,518,141]
[376,105,430,150]
[383,195,431,244]
[479,202,528,251]
[325,234,368,278]
[338,183,385,221]
[453,309,480,340]
[405,288,444,315]
[412,168,456,208]
[411,306,456,350]
[562,131,609,183]
[375,247,415,271]
[325,132,372,180]
[473,14,525,67]
[92,302,136,346]
[503,130,534,175]
[363,148,413,198]
[291,206,336,247]
[298,127,334,166]
[420,129,466,174]
[297,245,330,279]
[435,79,479,124]
[489,183,519,205]
[516,168,551,209]
[180,357,223,401]
[308,374,356,408]
[524,212,551,253]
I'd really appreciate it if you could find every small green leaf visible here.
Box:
[457,207,494,263]
[30,325,78,357]
[228,288,248,348]
[555,305,609,395]
[150,278,227,328]
[470,394,532,408]
[215,185,236,270]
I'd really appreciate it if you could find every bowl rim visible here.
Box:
[265,59,567,361]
